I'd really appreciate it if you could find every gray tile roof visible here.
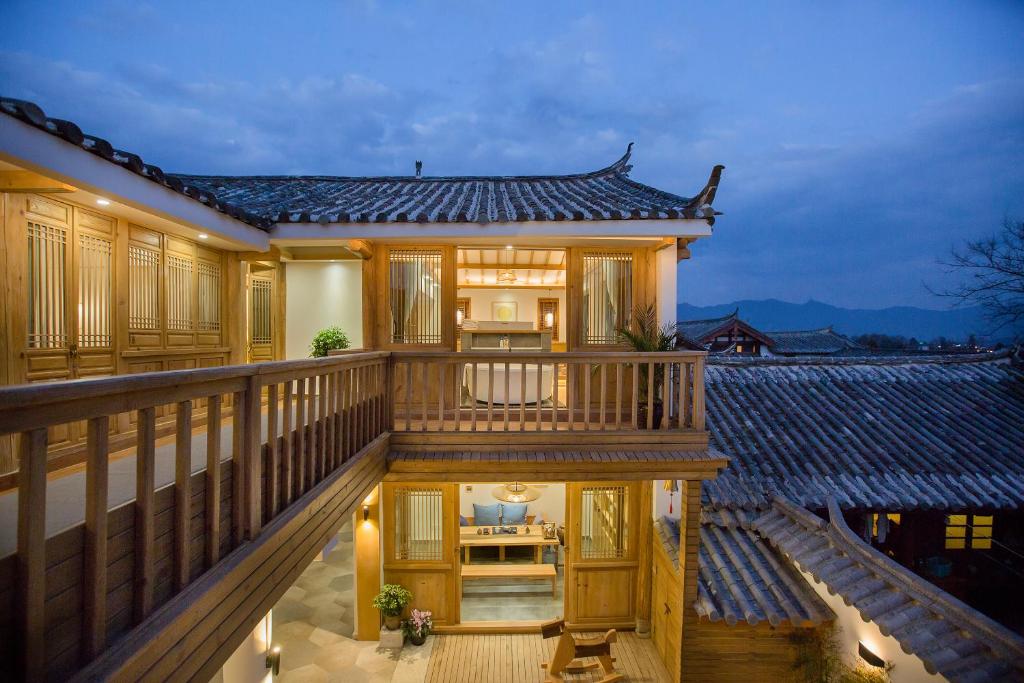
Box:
[766,327,864,355]
[171,146,724,226]
[703,353,1024,511]
[0,97,275,230]
[655,514,833,627]
[675,310,740,346]
[755,498,1024,683]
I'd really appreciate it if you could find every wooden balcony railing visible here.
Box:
[389,351,705,433]
[0,351,389,682]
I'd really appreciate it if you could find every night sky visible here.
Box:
[3,1,1022,309]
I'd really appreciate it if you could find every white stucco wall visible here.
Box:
[656,245,678,326]
[285,261,363,359]
[653,480,681,521]
[459,482,566,526]
[457,287,566,344]
[216,611,272,683]
[798,568,944,682]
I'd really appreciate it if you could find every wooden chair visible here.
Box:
[539,618,623,682]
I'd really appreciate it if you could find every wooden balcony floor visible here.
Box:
[424,632,671,683]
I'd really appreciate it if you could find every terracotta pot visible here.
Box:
[384,614,401,630]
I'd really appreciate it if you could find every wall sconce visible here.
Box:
[363,504,370,521]
[544,311,554,328]
[858,641,888,670]
[266,645,281,675]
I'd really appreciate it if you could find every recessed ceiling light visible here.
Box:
[96,198,110,206]
[505,244,514,250]
[197,233,209,240]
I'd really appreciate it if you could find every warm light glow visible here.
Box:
[505,244,514,250]
[456,309,464,326]
[857,640,887,669]
[544,311,554,328]
[95,198,110,206]
[197,233,209,240]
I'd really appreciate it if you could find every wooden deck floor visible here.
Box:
[424,632,671,683]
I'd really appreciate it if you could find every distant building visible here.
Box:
[675,309,774,355]
[765,326,866,356]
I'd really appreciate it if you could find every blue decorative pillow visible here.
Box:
[460,515,469,526]
[473,503,502,526]
[502,503,528,524]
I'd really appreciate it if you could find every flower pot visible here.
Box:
[384,614,401,630]
[410,634,427,646]
[637,402,664,430]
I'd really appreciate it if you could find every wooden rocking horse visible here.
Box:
[539,618,624,682]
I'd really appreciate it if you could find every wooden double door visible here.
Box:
[381,480,642,630]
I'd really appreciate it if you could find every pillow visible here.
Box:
[473,503,501,526]
[459,515,469,526]
[501,503,528,524]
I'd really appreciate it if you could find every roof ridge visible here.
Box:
[708,350,1012,367]
[677,309,739,326]
[765,326,839,335]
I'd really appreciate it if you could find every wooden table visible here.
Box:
[460,525,560,563]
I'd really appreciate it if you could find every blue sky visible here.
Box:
[3,1,1023,308]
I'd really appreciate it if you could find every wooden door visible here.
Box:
[565,481,640,628]
[247,270,274,362]
[382,482,460,626]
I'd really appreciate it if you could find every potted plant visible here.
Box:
[372,583,412,630]
[309,326,351,358]
[617,304,679,429]
[402,609,433,646]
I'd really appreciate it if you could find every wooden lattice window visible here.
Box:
[580,485,628,559]
[167,254,194,331]
[197,260,222,332]
[394,487,443,560]
[538,298,559,341]
[26,221,68,349]
[582,253,632,344]
[129,244,160,330]
[389,249,442,344]
[77,233,112,347]
[250,277,273,345]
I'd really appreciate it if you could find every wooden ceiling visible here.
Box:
[457,247,566,287]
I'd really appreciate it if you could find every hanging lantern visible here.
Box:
[492,481,541,503]
[663,480,680,514]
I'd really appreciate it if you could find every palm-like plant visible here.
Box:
[617,304,679,407]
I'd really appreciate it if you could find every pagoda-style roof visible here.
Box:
[755,498,1024,682]
[172,145,723,226]
[2,95,723,231]
[676,309,774,351]
[766,326,864,355]
[703,353,1024,511]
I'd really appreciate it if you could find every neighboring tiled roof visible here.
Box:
[766,327,864,355]
[0,97,274,230]
[676,310,739,346]
[703,353,1024,510]
[755,498,1024,682]
[656,514,833,627]
[171,147,724,225]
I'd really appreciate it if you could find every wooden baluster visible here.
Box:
[174,401,192,592]
[615,362,624,430]
[322,373,332,475]
[294,380,306,496]
[552,361,559,430]
[135,406,156,623]
[206,395,222,566]
[83,417,109,660]
[334,369,343,464]
[307,375,317,487]
[536,362,544,432]
[567,362,575,432]
[646,361,655,430]
[487,362,494,431]
[336,370,347,463]
[360,364,368,447]
[348,367,356,456]
[405,362,412,431]
[693,356,706,430]
[317,373,327,480]
[661,362,671,429]
[599,363,607,430]
[678,361,687,429]
[583,363,591,431]
[438,361,447,432]
[267,384,279,516]
[503,361,510,431]
[454,362,463,432]
[243,377,262,538]
[420,361,428,432]
[470,362,478,432]
[17,427,47,681]
[281,383,293,505]
[519,362,526,431]
[373,364,381,439]
[632,362,640,429]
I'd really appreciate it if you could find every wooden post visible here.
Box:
[231,391,245,545]
[205,395,222,568]
[245,376,262,538]
[354,486,382,640]
[134,407,156,624]
[635,480,653,637]
[17,428,47,681]
[294,379,306,495]
[83,416,109,660]
[678,480,702,681]
[692,356,706,431]
[173,401,192,592]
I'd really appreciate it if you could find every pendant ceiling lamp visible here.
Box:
[492,481,541,503]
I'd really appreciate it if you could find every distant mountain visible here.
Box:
[676,299,1002,343]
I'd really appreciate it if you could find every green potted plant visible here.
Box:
[372,583,412,630]
[309,326,351,358]
[402,609,433,646]
[616,304,679,429]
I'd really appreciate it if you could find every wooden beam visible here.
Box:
[676,238,693,262]
[457,262,565,271]
[346,240,373,259]
[235,245,285,262]
[0,170,76,193]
